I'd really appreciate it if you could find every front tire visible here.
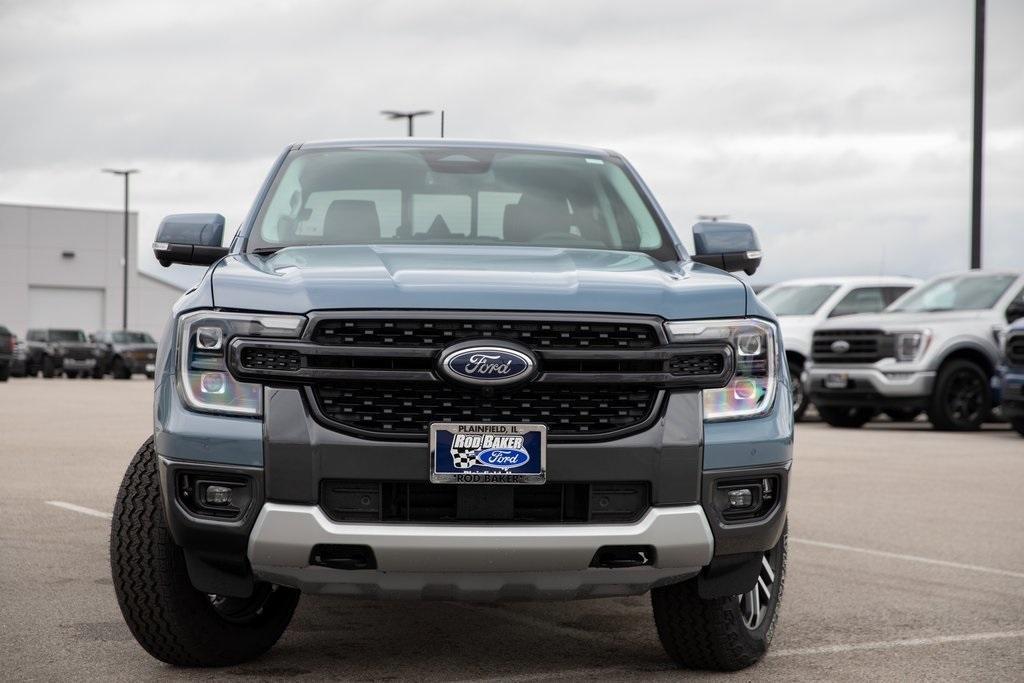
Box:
[0,362,9,381]
[927,360,990,431]
[788,359,808,422]
[1011,418,1024,437]
[110,438,299,666]
[652,524,787,671]
[41,356,56,378]
[112,357,132,379]
[817,405,875,428]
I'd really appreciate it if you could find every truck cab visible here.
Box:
[110,140,793,672]
[806,270,1024,430]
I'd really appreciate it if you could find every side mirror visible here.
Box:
[690,221,762,276]
[153,214,228,267]
[1007,301,1024,324]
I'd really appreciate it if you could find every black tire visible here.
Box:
[110,438,299,666]
[927,360,990,431]
[112,357,132,380]
[41,355,55,378]
[145,371,156,380]
[652,523,787,671]
[0,362,9,381]
[65,370,79,379]
[788,359,808,422]
[884,408,921,422]
[817,405,875,428]
[1010,418,1024,437]
[92,367,105,379]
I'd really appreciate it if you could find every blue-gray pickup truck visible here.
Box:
[110,140,793,671]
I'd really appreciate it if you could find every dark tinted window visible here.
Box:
[882,286,913,306]
[112,331,155,343]
[761,285,839,315]
[49,329,86,342]
[27,330,44,342]
[829,287,887,317]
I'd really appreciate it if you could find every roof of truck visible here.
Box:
[296,138,617,157]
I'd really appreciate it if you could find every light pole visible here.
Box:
[380,110,433,137]
[102,168,139,330]
[970,0,985,269]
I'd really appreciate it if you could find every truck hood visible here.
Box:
[209,245,747,319]
[816,309,994,332]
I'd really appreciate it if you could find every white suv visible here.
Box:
[760,276,920,420]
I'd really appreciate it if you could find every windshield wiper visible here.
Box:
[251,247,284,256]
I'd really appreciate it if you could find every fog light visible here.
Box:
[203,485,233,506]
[728,488,753,508]
[196,326,223,351]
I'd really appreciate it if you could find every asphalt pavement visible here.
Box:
[1,377,1022,681]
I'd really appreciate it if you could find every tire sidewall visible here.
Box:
[929,360,990,431]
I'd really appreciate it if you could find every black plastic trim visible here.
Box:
[700,462,790,557]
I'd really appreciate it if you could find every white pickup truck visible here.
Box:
[760,276,920,420]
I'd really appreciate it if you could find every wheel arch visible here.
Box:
[935,345,995,378]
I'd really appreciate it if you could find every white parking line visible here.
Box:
[45,500,112,520]
[771,629,1024,657]
[792,537,1024,580]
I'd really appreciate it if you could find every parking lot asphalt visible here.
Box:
[1,377,1022,681]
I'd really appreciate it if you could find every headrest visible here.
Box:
[323,199,381,243]
[503,194,571,244]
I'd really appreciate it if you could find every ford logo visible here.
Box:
[830,340,851,354]
[439,342,537,386]
[475,448,530,470]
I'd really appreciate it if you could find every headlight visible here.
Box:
[177,310,305,416]
[665,318,778,421]
[894,330,931,362]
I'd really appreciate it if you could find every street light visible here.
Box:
[380,110,433,137]
[970,0,985,269]
[102,168,139,330]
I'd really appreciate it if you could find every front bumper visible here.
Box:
[806,365,934,407]
[247,503,713,600]
[999,369,1024,419]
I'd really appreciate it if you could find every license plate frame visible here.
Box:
[824,372,849,389]
[430,422,547,485]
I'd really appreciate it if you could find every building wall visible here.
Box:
[0,202,184,339]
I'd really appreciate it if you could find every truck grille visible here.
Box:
[311,317,658,350]
[812,329,893,363]
[313,382,658,438]
[1007,333,1024,365]
[63,347,94,361]
[320,480,650,524]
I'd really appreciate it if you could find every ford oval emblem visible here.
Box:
[830,339,851,354]
[439,342,537,386]
[475,448,531,470]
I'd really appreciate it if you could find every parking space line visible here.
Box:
[771,629,1024,657]
[45,500,112,520]
[792,538,1024,580]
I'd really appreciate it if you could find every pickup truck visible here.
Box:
[997,321,1024,436]
[759,276,920,420]
[806,270,1024,430]
[110,140,793,671]
[91,330,158,379]
[24,328,104,378]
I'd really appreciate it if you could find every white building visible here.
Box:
[0,202,185,339]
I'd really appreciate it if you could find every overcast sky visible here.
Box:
[1,0,1021,288]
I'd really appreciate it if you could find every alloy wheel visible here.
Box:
[738,550,776,630]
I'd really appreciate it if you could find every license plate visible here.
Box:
[145,363,155,373]
[825,372,849,389]
[65,359,95,368]
[430,423,546,484]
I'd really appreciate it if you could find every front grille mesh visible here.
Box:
[314,382,657,437]
[240,347,301,371]
[669,352,725,376]
[311,318,659,350]
[812,329,892,363]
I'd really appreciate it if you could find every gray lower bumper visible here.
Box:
[247,503,714,600]
[806,366,935,397]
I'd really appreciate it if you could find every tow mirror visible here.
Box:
[690,221,762,276]
[153,214,228,267]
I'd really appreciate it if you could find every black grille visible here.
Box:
[311,318,659,350]
[320,480,649,524]
[669,352,725,376]
[240,347,301,371]
[313,382,658,438]
[1007,334,1024,365]
[63,347,93,360]
[812,329,892,363]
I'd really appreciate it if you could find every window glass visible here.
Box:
[112,332,155,343]
[248,148,675,259]
[882,287,913,306]
[890,275,1016,312]
[760,285,840,315]
[829,287,887,317]
[50,330,85,342]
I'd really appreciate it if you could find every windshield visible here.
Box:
[761,284,840,315]
[50,330,86,342]
[889,274,1016,313]
[247,147,676,259]
[112,331,155,344]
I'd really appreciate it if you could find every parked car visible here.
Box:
[24,328,103,378]
[110,140,793,671]
[92,330,158,379]
[0,325,14,381]
[996,321,1024,437]
[760,276,920,420]
[806,270,1024,430]
[9,338,30,377]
